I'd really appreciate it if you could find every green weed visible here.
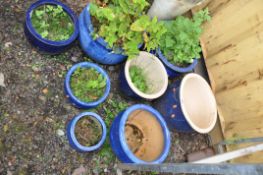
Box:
[160,9,211,65]
[70,67,106,103]
[89,0,166,59]
[31,4,74,41]
[129,66,148,93]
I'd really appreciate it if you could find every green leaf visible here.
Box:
[130,15,150,32]
[41,30,48,38]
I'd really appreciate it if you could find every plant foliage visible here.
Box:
[160,8,211,65]
[31,4,74,41]
[89,0,167,59]
[129,66,148,93]
[70,67,106,102]
[97,99,128,164]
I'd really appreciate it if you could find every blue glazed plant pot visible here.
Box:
[79,4,127,65]
[119,51,168,100]
[24,0,79,54]
[157,48,198,78]
[154,73,217,133]
[67,112,107,152]
[64,62,111,109]
[110,104,171,163]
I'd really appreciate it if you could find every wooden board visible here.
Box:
[193,0,263,163]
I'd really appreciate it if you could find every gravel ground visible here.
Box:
[0,0,209,174]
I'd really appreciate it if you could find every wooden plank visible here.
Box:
[216,80,263,124]
[194,0,263,163]
[200,0,263,57]
[208,119,225,152]
[224,118,263,139]
[204,22,263,92]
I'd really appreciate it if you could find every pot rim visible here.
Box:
[125,51,168,100]
[157,48,198,73]
[69,112,107,151]
[25,0,79,46]
[84,4,143,55]
[179,73,217,133]
[65,62,111,108]
[119,104,171,163]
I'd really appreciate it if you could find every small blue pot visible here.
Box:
[64,62,111,109]
[67,112,107,152]
[110,104,171,163]
[24,0,79,54]
[157,48,198,78]
[154,80,194,132]
[79,4,127,65]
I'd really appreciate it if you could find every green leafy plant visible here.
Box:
[70,67,106,102]
[97,99,129,164]
[160,8,211,65]
[89,0,167,59]
[129,66,148,93]
[31,4,74,41]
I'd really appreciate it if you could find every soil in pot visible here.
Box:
[125,110,164,162]
[31,4,74,41]
[70,67,106,103]
[75,116,102,147]
[129,66,149,93]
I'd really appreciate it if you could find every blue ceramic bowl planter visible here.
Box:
[119,51,168,100]
[157,48,198,78]
[24,0,79,54]
[79,5,127,65]
[64,62,111,109]
[110,104,171,163]
[67,112,107,152]
[154,73,217,133]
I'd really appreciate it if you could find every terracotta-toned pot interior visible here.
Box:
[180,74,217,133]
[125,110,164,162]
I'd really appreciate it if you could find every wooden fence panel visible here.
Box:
[194,0,263,162]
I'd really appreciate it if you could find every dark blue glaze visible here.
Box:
[78,5,127,65]
[157,48,198,78]
[24,0,79,54]
[110,104,171,163]
[64,62,111,109]
[154,80,194,132]
[67,112,107,152]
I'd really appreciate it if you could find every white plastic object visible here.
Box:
[147,0,205,20]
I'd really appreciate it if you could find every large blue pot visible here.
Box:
[157,48,198,78]
[154,79,194,132]
[79,5,127,65]
[67,112,107,152]
[64,62,111,109]
[110,104,171,163]
[154,73,217,133]
[24,0,79,54]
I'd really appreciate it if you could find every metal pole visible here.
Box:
[117,163,263,175]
